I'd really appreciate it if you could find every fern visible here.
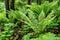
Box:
[30,1,58,14]
[13,9,56,33]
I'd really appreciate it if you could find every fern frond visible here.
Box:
[38,10,45,21]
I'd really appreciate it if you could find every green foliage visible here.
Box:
[0,2,5,12]
[22,32,60,40]
[0,23,15,39]
[30,1,58,14]
[13,5,56,33]
[0,0,60,40]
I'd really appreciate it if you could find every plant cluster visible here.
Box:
[0,0,60,40]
